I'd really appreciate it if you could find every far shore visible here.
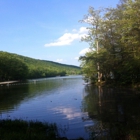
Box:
[0,81,19,85]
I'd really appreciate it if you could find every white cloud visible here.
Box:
[79,27,88,33]
[44,27,88,47]
[56,59,63,63]
[79,48,91,55]
[74,56,79,60]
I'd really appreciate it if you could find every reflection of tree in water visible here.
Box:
[82,85,140,139]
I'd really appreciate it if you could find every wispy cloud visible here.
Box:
[56,58,63,63]
[44,27,88,47]
[79,48,91,55]
[74,56,79,60]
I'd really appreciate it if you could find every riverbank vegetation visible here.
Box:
[0,119,86,140]
[79,0,140,86]
[0,119,58,140]
[0,51,81,81]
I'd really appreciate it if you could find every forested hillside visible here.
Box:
[0,51,81,81]
[79,0,140,85]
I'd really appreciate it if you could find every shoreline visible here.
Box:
[0,81,19,85]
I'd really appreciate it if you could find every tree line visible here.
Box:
[79,0,140,85]
[0,51,81,81]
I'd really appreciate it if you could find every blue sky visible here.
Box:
[0,0,119,66]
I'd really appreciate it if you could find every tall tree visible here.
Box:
[80,0,140,84]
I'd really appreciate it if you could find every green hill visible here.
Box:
[0,51,81,81]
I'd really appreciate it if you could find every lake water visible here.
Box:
[0,75,140,139]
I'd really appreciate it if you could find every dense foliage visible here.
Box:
[0,52,28,81]
[79,0,140,85]
[0,51,81,81]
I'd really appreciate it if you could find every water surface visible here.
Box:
[0,76,140,139]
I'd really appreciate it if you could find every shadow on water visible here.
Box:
[82,85,140,139]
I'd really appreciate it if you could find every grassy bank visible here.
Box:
[0,119,58,140]
[0,119,85,140]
